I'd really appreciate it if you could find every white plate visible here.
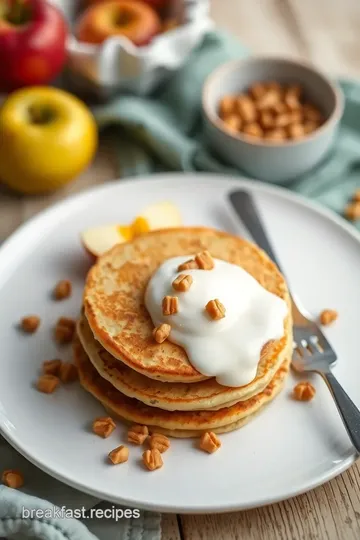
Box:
[0,173,359,513]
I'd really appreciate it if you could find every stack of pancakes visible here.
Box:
[75,227,293,438]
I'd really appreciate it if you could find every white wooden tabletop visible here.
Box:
[1,0,360,538]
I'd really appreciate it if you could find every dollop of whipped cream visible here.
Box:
[145,256,288,387]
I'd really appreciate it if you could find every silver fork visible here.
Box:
[229,190,360,453]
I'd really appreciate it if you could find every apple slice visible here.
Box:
[81,224,131,259]
[137,201,182,232]
[81,201,182,258]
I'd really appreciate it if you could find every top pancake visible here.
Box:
[84,227,290,383]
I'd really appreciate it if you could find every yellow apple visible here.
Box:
[0,87,97,194]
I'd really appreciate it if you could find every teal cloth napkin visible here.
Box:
[0,436,160,540]
[0,485,97,540]
[93,30,360,226]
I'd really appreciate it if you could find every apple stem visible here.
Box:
[113,7,134,27]
[6,0,30,25]
[28,105,55,125]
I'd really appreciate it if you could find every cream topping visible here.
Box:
[145,256,287,387]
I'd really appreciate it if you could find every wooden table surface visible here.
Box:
[1,0,360,538]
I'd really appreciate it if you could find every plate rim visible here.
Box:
[0,172,359,513]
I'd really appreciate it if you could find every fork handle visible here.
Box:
[321,371,360,454]
[229,191,285,275]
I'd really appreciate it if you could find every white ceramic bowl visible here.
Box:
[202,57,344,183]
[51,0,211,98]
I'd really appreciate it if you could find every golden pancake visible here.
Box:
[104,405,264,438]
[84,227,291,383]
[74,338,290,436]
[78,314,292,411]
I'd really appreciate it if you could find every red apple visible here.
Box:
[140,0,169,10]
[87,0,169,11]
[0,0,68,92]
[76,0,161,46]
